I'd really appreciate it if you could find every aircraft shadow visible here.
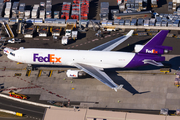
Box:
[169,56,180,70]
[117,38,151,52]
[105,70,150,95]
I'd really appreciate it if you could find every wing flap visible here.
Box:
[74,63,123,91]
[90,30,134,51]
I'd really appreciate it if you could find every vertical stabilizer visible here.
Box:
[136,30,172,55]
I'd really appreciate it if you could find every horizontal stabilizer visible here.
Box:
[143,59,164,66]
[113,84,124,92]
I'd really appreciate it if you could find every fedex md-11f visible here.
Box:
[4,30,172,91]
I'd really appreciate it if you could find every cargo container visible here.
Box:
[23,24,35,38]
[149,18,155,26]
[156,16,161,22]
[31,4,39,18]
[99,2,109,20]
[155,21,161,26]
[61,2,71,20]
[119,3,125,12]
[168,2,173,11]
[161,21,167,27]
[111,9,119,19]
[11,2,19,18]
[54,11,59,19]
[24,10,30,19]
[144,18,150,26]
[151,0,158,8]
[131,18,137,26]
[19,3,25,18]
[101,20,108,25]
[119,19,124,25]
[114,19,120,25]
[39,10,45,20]
[4,2,11,18]
[125,19,130,26]
[113,11,151,20]
[46,0,52,18]
[173,21,179,27]
[137,18,144,26]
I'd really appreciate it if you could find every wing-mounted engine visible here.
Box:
[66,69,87,78]
[134,44,172,55]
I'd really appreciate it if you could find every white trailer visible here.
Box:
[61,36,68,45]
[25,10,30,19]
[72,31,78,40]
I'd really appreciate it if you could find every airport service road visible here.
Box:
[0,97,45,120]
[4,30,180,55]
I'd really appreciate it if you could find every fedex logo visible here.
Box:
[146,49,158,54]
[4,50,9,53]
[33,53,61,63]
[70,74,76,77]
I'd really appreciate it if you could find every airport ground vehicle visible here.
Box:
[151,0,158,8]
[72,31,78,40]
[8,38,21,43]
[9,91,28,99]
[65,24,78,39]
[61,36,68,45]
[50,26,62,36]
[175,68,180,87]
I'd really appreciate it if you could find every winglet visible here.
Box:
[126,30,134,36]
[113,84,124,92]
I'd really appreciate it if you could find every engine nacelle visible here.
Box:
[134,44,169,54]
[66,69,86,78]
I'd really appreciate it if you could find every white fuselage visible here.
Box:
[8,48,136,68]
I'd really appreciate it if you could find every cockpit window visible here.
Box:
[10,52,15,56]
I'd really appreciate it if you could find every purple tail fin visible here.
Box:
[137,30,172,55]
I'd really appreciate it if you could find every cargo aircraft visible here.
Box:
[4,30,172,91]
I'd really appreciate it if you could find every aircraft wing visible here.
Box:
[74,63,123,91]
[90,30,134,51]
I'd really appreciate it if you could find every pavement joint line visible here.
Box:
[11,76,72,103]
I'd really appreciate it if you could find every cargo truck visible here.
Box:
[65,24,78,39]
[8,38,21,43]
[18,3,25,18]
[23,24,35,38]
[99,2,109,20]
[61,36,68,45]
[4,2,11,18]
[50,26,62,36]
[38,26,49,37]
